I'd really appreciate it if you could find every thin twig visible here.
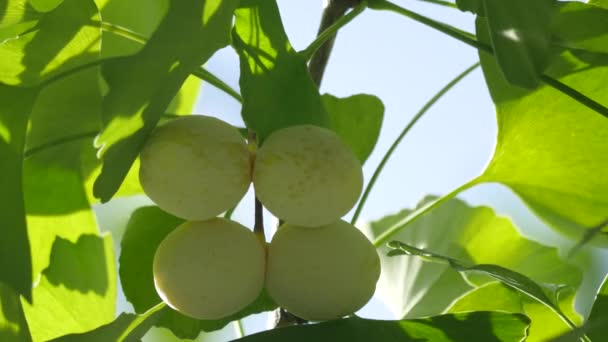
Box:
[308,0,361,87]
[350,62,480,224]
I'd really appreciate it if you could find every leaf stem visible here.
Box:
[23,114,181,158]
[39,20,243,105]
[300,1,366,61]
[351,62,480,225]
[191,67,243,103]
[94,19,147,44]
[233,319,245,338]
[309,0,362,86]
[367,0,608,120]
[117,302,165,341]
[248,131,265,242]
[373,178,480,247]
[415,0,457,8]
[24,130,98,158]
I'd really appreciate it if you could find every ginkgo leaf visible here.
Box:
[476,17,608,246]
[93,0,238,202]
[233,312,530,342]
[232,0,329,143]
[364,196,581,341]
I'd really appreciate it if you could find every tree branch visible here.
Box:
[308,0,361,87]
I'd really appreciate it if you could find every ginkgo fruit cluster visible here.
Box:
[140,115,380,322]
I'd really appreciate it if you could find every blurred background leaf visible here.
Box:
[364,196,582,341]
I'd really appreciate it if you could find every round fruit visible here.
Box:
[266,220,380,321]
[139,115,250,220]
[153,218,265,320]
[253,125,363,227]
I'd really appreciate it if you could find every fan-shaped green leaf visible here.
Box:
[322,93,384,164]
[551,1,608,54]
[479,0,556,88]
[476,17,608,246]
[21,234,116,341]
[0,284,31,342]
[233,312,530,342]
[92,0,238,202]
[232,0,329,143]
[585,274,608,340]
[364,196,581,341]
[0,85,38,302]
[0,0,101,86]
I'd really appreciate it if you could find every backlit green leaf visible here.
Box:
[322,93,384,164]
[21,234,116,341]
[0,283,31,342]
[0,84,38,302]
[455,0,483,15]
[23,69,101,279]
[551,1,608,54]
[50,304,164,342]
[480,0,556,88]
[233,312,530,342]
[388,241,579,341]
[450,282,578,342]
[586,274,608,340]
[232,0,329,142]
[0,0,101,86]
[93,0,238,202]
[364,196,581,341]
[29,0,63,12]
[476,17,608,245]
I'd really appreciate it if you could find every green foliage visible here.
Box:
[365,197,581,340]
[0,0,101,86]
[479,0,555,88]
[476,18,608,245]
[232,0,328,143]
[22,234,116,341]
[389,241,580,341]
[119,206,277,338]
[455,0,484,15]
[1,0,608,340]
[551,1,608,54]
[586,275,608,340]
[0,85,38,301]
[322,93,384,164]
[0,283,31,341]
[29,0,63,12]
[50,304,165,342]
[233,312,530,342]
[93,0,238,202]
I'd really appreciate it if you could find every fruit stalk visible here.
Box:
[249,130,266,242]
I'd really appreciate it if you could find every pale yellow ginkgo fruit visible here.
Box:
[153,218,266,320]
[266,220,380,321]
[139,115,250,220]
[253,125,363,227]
